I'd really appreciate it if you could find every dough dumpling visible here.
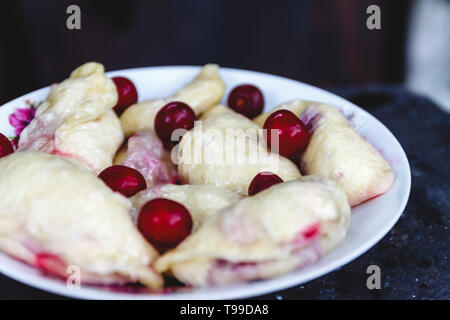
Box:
[114,130,178,186]
[18,62,123,173]
[0,152,162,288]
[155,176,350,286]
[254,100,394,206]
[131,184,242,229]
[120,64,225,137]
[177,105,301,195]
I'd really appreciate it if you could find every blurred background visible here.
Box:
[0,0,448,110]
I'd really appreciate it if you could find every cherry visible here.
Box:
[137,198,193,251]
[248,172,283,196]
[227,84,264,119]
[98,165,146,197]
[154,102,195,148]
[0,133,14,158]
[112,76,138,116]
[263,109,309,158]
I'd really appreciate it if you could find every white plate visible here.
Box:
[0,66,411,299]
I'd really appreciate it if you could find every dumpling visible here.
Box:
[254,100,394,206]
[176,105,301,195]
[131,184,242,228]
[155,176,350,286]
[0,152,162,288]
[18,62,123,174]
[114,130,178,186]
[120,64,225,138]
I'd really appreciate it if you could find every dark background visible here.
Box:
[0,0,411,105]
[0,0,449,300]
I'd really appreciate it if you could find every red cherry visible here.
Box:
[0,133,14,158]
[228,84,264,119]
[154,102,195,148]
[112,76,138,116]
[248,172,283,196]
[98,165,146,197]
[137,198,193,251]
[263,110,309,158]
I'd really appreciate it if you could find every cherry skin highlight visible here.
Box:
[0,133,14,158]
[98,165,146,197]
[248,172,283,196]
[263,109,310,158]
[227,84,264,119]
[112,76,138,116]
[137,198,193,251]
[154,102,195,148]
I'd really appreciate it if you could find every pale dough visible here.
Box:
[131,184,242,229]
[155,176,350,286]
[18,62,123,173]
[0,152,162,288]
[254,100,394,206]
[113,130,178,186]
[177,105,301,195]
[120,64,225,137]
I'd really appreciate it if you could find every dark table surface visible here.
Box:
[1,86,449,300]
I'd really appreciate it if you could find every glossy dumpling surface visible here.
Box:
[254,100,394,206]
[0,152,162,288]
[155,176,350,286]
[18,62,123,173]
[120,64,225,137]
[177,105,301,195]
